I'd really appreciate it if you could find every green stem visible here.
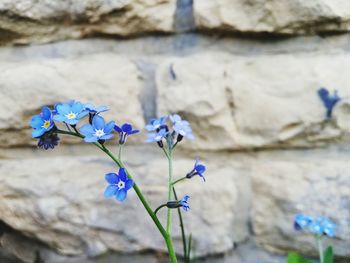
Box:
[118,144,123,159]
[173,188,187,260]
[56,129,178,263]
[316,236,324,263]
[166,149,174,233]
[172,177,186,186]
[154,204,168,215]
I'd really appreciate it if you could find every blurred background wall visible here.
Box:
[1,0,350,262]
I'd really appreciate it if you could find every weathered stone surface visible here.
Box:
[194,0,350,35]
[0,145,250,257]
[0,53,144,147]
[156,52,350,151]
[252,149,350,258]
[0,0,176,45]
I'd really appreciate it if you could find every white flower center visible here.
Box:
[66,112,77,119]
[94,129,105,137]
[117,181,125,189]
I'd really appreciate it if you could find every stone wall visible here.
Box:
[1,0,350,262]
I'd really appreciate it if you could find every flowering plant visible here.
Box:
[30,101,206,263]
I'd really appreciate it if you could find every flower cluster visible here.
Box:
[145,114,194,146]
[317,87,341,119]
[30,100,140,202]
[294,213,336,237]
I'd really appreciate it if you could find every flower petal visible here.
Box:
[53,114,66,123]
[116,189,127,201]
[100,134,113,140]
[125,179,134,190]
[80,124,94,136]
[118,168,127,182]
[30,115,44,128]
[105,173,119,184]
[121,123,132,133]
[71,101,83,113]
[104,185,118,198]
[32,129,45,138]
[104,121,115,133]
[56,104,70,115]
[42,106,52,120]
[114,125,122,133]
[92,115,105,130]
[84,135,98,143]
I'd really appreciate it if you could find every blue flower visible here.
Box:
[114,123,139,144]
[145,116,168,131]
[173,120,194,140]
[104,168,134,202]
[166,195,190,211]
[53,101,88,125]
[318,88,341,119]
[80,115,115,143]
[37,132,60,150]
[84,103,108,114]
[186,158,206,181]
[180,195,190,211]
[30,106,54,138]
[294,214,336,237]
[294,214,313,231]
[169,114,182,124]
[145,128,168,143]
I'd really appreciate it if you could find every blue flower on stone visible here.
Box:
[30,106,54,138]
[180,195,190,211]
[53,101,88,125]
[294,214,336,237]
[104,168,134,202]
[84,103,109,114]
[186,158,206,181]
[80,115,115,143]
[173,120,194,140]
[145,116,168,132]
[145,128,168,143]
[318,88,341,119]
[114,123,139,144]
[294,214,313,231]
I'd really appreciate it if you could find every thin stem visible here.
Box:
[172,177,186,186]
[56,130,177,263]
[65,123,72,132]
[172,141,178,150]
[173,188,187,260]
[316,236,324,263]
[166,149,174,233]
[154,204,167,215]
[118,144,123,159]
[72,125,80,135]
[162,147,169,159]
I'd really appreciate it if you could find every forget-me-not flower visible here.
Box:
[145,116,168,132]
[146,128,168,143]
[180,195,190,211]
[53,101,88,125]
[80,115,115,143]
[294,214,336,237]
[104,168,134,202]
[114,123,139,144]
[30,106,54,138]
[170,114,194,140]
[186,158,206,181]
[84,103,108,114]
[318,88,341,119]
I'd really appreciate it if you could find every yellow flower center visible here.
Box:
[66,112,77,119]
[42,120,51,129]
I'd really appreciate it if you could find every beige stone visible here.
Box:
[252,154,350,257]
[0,0,176,45]
[156,52,350,151]
[194,0,350,34]
[0,145,250,257]
[0,53,144,147]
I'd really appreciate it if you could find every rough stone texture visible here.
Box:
[0,0,176,45]
[194,0,350,35]
[0,146,250,258]
[0,53,144,147]
[252,146,350,258]
[156,52,350,151]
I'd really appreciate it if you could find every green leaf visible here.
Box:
[323,246,334,263]
[287,252,313,263]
